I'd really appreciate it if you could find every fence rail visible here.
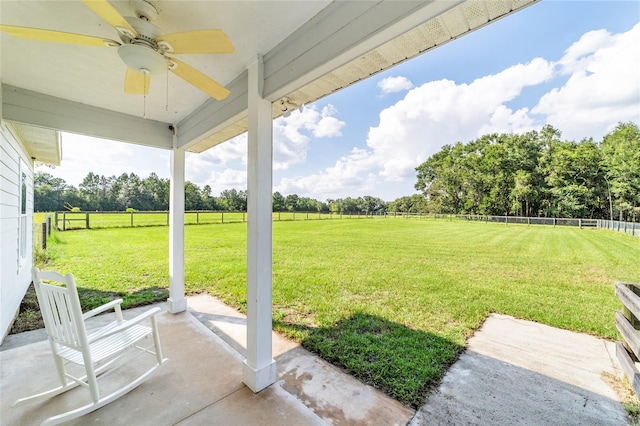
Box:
[53,210,382,231]
[48,210,640,237]
[614,281,640,397]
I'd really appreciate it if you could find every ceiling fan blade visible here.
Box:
[124,68,151,95]
[157,30,234,54]
[0,25,119,47]
[169,58,230,100]
[81,0,137,36]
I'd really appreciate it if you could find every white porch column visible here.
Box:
[242,56,276,392]
[167,142,187,313]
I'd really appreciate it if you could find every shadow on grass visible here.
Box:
[10,284,168,334]
[275,311,463,408]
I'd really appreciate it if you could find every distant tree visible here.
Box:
[272,192,286,211]
[34,172,67,211]
[284,194,299,212]
[219,189,247,211]
[600,122,640,221]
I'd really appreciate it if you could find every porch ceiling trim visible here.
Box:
[2,85,173,149]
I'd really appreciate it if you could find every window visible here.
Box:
[19,163,28,265]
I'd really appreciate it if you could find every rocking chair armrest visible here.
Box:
[83,299,124,320]
[88,307,162,343]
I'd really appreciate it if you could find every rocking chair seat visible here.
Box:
[14,267,167,426]
[58,309,159,365]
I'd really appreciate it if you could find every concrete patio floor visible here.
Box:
[0,295,628,425]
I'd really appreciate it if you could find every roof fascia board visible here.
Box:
[262,0,464,100]
[1,85,173,149]
[176,70,249,150]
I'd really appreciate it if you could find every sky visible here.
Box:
[40,1,640,202]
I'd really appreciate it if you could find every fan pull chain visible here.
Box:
[143,71,148,119]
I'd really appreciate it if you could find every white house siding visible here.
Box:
[0,122,34,343]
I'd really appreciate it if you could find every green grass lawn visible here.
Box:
[37,219,640,407]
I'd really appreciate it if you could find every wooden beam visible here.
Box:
[243,56,276,393]
[167,145,187,314]
[262,0,462,100]
[176,71,249,151]
[2,85,173,149]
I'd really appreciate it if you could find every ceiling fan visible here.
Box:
[0,0,234,100]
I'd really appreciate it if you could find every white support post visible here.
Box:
[243,56,276,392]
[167,138,187,314]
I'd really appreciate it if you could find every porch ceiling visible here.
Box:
[0,0,538,154]
[6,122,61,166]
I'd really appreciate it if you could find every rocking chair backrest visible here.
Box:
[32,268,88,350]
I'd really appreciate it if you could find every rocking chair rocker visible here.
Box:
[14,267,167,426]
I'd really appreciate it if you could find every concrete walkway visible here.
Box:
[1,299,628,425]
[411,314,627,425]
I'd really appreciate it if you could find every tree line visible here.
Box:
[415,122,639,221]
[35,121,638,220]
[34,171,389,214]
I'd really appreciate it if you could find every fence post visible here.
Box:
[86,212,90,229]
[62,212,66,231]
[622,283,640,330]
[130,211,134,227]
[579,218,582,229]
[221,212,224,224]
[46,215,51,235]
[41,222,47,250]
[197,211,199,225]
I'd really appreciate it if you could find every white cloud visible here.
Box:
[275,58,554,198]
[272,104,345,169]
[278,23,639,200]
[41,133,169,186]
[367,58,554,180]
[187,104,346,191]
[532,22,640,141]
[208,168,247,193]
[377,76,414,95]
[275,147,380,199]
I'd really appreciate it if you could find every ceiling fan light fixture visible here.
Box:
[118,43,166,75]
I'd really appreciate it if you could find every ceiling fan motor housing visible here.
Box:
[118,13,167,75]
[118,44,166,74]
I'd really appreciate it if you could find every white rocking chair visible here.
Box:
[14,267,167,426]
